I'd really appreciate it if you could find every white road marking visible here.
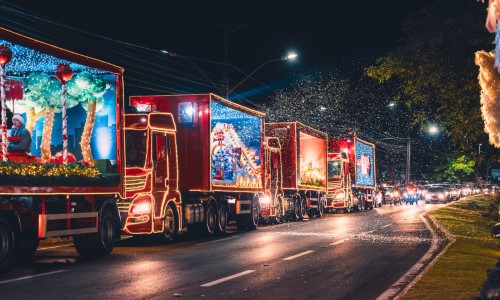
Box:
[38,244,73,250]
[381,224,392,228]
[0,270,67,285]
[329,239,346,246]
[282,250,314,261]
[196,236,238,245]
[200,270,255,287]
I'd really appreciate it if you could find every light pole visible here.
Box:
[226,52,297,98]
[479,143,482,155]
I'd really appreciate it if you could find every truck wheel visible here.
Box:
[316,197,325,217]
[291,196,300,221]
[74,209,117,256]
[247,197,260,230]
[160,205,177,242]
[298,198,306,220]
[0,219,15,270]
[216,204,228,234]
[204,202,217,235]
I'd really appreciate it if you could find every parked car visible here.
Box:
[425,186,449,203]
[384,186,402,205]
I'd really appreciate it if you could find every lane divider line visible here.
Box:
[381,224,392,228]
[201,270,255,287]
[0,270,67,285]
[282,250,314,261]
[329,239,346,246]
[196,236,238,245]
[38,244,74,251]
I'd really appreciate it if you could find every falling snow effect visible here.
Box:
[474,50,500,147]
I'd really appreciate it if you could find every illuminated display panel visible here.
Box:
[299,132,326,187]
[210,101,262,188]
[0,39,117,165]
[355,139,375,187]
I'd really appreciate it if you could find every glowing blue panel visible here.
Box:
[355,139,375,187]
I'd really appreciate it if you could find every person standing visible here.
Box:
[8,114,32,154]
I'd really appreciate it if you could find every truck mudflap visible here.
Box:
[38,212,98,238]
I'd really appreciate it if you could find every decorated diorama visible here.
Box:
[354,139,375,187]
[210,101,262,188]
[0,40,119,186]
[299,131,326,187]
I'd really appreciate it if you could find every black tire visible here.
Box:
[16,234,39,257]
[274,199,283,224]
[160,205,177,242]
[247,197,260,230]
[216,203,228,234]
[298,198,306,220]
[204,202,217,235]
[316,197,325,217]
[0,219,15,271]
[291,197,300,221]
[74,209,117,256]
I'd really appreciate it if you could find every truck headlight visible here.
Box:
[260,196,271,205]
[131,203,151,215]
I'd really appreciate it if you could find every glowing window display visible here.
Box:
[355,139,375,186]
[210,101,262,187]
[299,132,326,187]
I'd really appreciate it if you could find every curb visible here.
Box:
[376,207,456,300]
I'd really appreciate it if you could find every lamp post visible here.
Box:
[226,52,297,98]
[479,143,482,155]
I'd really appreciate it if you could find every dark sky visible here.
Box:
[0,0,433,102]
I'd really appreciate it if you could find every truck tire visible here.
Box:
[316,197,325,217]
[216,203,228,234]
[247,196,260,230]
[290,196,300,221]
[0,219,15,271]
[160,204,177,242]
[74,209,117,256]
[298,198,306,220]
[204,202,217,235]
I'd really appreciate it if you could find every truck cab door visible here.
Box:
[152,132,169,219]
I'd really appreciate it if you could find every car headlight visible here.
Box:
[260,196,271,205]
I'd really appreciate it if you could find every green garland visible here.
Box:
[0,161,120,187]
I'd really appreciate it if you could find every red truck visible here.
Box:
[129,94,266,232]
[326,137,377,211]
[264,122,328,220]
[0,26,128,269]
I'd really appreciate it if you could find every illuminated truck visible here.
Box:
[129,94,265,232]
[264,122,327,220]
[0,26,128,269]
[326,137,377,211]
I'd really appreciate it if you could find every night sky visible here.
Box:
[0,0,436,102]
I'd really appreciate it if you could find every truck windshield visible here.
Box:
[125,131,147,167]
[328,160,341,179]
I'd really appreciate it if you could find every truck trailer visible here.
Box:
[265,122,328,220]
[0,26,127,269]
[129,94,266,233]
[326,136,377,211]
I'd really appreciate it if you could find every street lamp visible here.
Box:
[479,143,482,155]
[226,52,297,98]
[428,125,439,135]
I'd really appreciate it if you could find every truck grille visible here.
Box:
[125,175,148,191]
[117,199,132,214]
[328,181,341,189]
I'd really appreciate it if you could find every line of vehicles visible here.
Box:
[0,27,378,270]
[380,182,496,205]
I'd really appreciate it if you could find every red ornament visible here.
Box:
[52,151,77,165]
[55,63,73,82]
[0,44,12,65]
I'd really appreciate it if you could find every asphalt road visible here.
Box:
[0,202,446,300]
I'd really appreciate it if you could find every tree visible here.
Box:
[434,155,475,182]
[365,0,491,154]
